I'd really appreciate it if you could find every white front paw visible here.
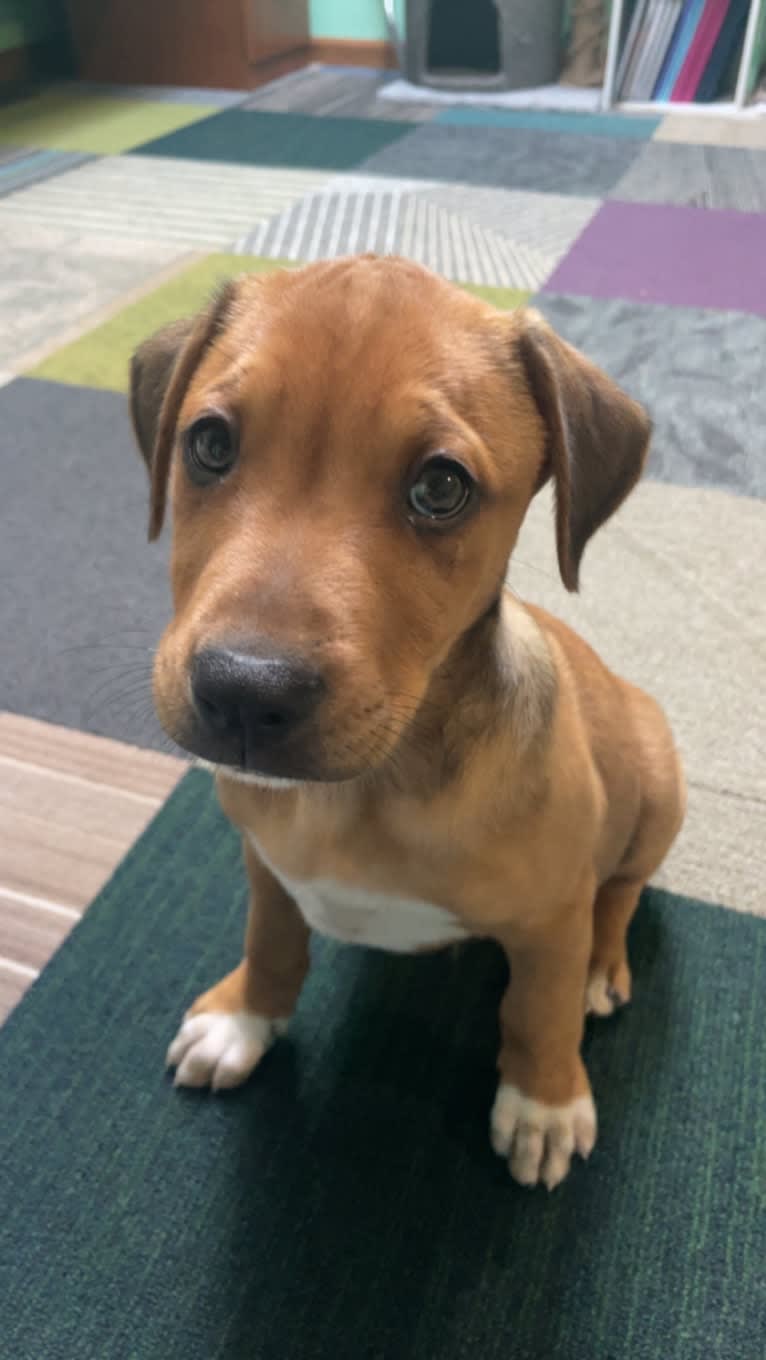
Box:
[166,1010,288,1091]
[490,1083,597,1190]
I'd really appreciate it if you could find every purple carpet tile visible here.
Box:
[543,200,766,317]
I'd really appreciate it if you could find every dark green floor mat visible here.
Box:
[1,770,764,1359]
[132,109,415,170]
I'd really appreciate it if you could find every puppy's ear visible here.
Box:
[129,317,195,472]
[517,310,651,591]
[129,281,237,541]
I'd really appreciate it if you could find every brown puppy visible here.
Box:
[130,256,685,1190]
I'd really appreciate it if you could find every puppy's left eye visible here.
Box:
[184,417,236,486]
[409,456,474,522]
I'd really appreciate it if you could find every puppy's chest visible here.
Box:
[246,831,467,953]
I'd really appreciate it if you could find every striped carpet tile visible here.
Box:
[233,182,597,290]
[418,182,600,258]
[0,155,332,246]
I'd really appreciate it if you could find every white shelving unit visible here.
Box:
[602,0,766,112]
[381,0,766,119]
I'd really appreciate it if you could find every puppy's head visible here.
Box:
[130,257,649,784]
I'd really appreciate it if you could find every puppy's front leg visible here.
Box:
[491,885,596,1190]
[167,840,310,1090]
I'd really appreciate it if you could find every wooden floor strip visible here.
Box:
[0,890,79,970]
[0,712,182,800]
[1,711,185,1023]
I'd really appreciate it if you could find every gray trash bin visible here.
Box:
[387,0,564,92]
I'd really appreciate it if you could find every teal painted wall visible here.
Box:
[309,0,404,42]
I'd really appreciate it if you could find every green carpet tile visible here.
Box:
[132,108,415,170]
[1,770,764,1359]
[29,253,295,393]
[0,90,217,155]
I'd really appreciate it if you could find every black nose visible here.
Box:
[190,647,324,767]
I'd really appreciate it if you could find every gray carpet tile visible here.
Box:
[654,782,766,918]
[356,123,643,195]
[1,378,171,751]
[513,480,766,911]
[0,224,185,369]
[0,146,92,198]
[240,65,440,121]
[611,141,766,213]
[535,294,766,499]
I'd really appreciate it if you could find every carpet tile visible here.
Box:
[232,176,594,289]
[356,122,644,194]
[0,146,92,198]
[68,80,249,107]
[536,293,766,498]
[543,199,766,315]
[27,254,292,392]
[0,225,185,369]
[435,106,661,138]
[612,139,766,211]
[0,155,333,247]
[132,108,416,169]
[0,766,764,1358]
[240,65,441,121]
[654,112,766,148]
[0,89,218,155]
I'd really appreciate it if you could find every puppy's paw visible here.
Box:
[166,1010,288,1091]
[490,1083,597,1190]
[585,960,631,1018]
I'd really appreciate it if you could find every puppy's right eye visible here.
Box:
[184,417,237,486]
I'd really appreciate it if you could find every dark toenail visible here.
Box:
[607,987,627,1008]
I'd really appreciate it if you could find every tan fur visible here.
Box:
[130,256,685,1186]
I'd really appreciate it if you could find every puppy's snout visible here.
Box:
[190,647,324,769]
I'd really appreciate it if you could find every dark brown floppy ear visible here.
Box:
[129,317,195,472]
[517,309,652,591]
[128,280,237,541]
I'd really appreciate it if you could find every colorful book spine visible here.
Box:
[652,0,692,94]
[654,0,708,98]
[637,0,684,98]
[631,0,671,98]
[618,0,757,103]
[672,0,730,99]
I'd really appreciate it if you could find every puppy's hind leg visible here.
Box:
[587,745,683,1022]
[587,722,685,1019]
[586,877,643,1017]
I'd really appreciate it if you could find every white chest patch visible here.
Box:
[289,879,468,952]
[249,837,467,953]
